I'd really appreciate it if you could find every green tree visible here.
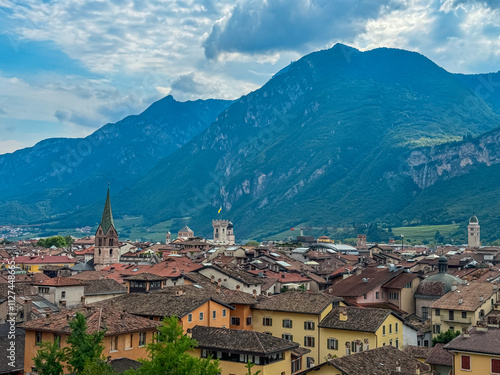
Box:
[80,359,116,375]
[37,235,68,248]
[245,241,260,247]
[244,360,261,375]
[65,312,107,374]
[32,338,66,375]
[432,329,461,346]
[125,316,220,375]
[64,235,75,249]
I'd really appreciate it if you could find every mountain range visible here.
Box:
[2,44,500,242]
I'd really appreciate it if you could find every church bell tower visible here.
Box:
[94,188,119,270]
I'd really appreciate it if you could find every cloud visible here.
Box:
[203,0,395,59]
[0,139,27,155]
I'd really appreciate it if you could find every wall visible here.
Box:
[24,329,155,373]
[374,314,404,349]
[198,268,262,295]
[252,305,333,369]
[451,351,500,375]
[229,304,253,330]
[37,285,85,309]
[84,292,127,305]
[181,300,231,332]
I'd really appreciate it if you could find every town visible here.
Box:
[0,189,499,375]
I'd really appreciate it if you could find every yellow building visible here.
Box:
[191,325,299,375]
[318,306,404,362]
[14,255,75,273]
[430,282,499,338]
[252,291,341,369]
[445,326,500,375]
[20,306,159,374]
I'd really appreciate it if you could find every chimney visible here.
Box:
[395,360,401,372]
[339,307,348,321]
[479,294,484,303]
[215,285,220,293]
[494,282,498,291]
[236,284,241,291]
[463,328,470,337]
[356,268,362,275]
[415,365,420,375]
[211,275,215,283]
[451,282,458,291]
[217,279,222,287]
[459,297,463,305]
[252,289,257,299]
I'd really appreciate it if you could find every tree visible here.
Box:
[65,312,107,374]
[432,329,461,346]
[32,338,66,375]
[124,316,220,375]
[245,241,260,247]
[37,235,69,248]
[244,361,261,375]
[80,359,116,375]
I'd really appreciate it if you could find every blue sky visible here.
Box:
[1,0,499,154]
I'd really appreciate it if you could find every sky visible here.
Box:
[0,0,499,154]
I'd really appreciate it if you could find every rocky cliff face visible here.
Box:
[405,130,500,189]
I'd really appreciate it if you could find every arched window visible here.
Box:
[98,238,102,246]
[109,238,114,246]
[99,249,102,255]
[110,249,113,256]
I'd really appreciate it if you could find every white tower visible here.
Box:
[165,231,171,244]
[212,219,235,245]
[468,215,480,248]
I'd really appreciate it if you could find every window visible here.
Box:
[345,343,351,355]
[389,292,399,300]
[433,324,441,334]
[383,325,386,336]
[424,340,429,347]
[435,309,440,316]
[99,248,102,255]
[389,339,393,346]
[492,358,500,374]
[231,317,240,326]
[363,293,367,299]
[187,313,192,322]
[222,309,226,317]
[304,336,315,347]
[199,312,204,321]
[35,331,42,346]
[125,334,133,349]
[306,357,315,368]
[139,332,146,347]
[54,334,61,348]
[327,338,338,350]
[462,311,467,319]
[422,306,429,320]
[212,310,216,319]
[263,317,272,326]
[282,333,293,341]
[449,310,454,321]
[282,319,292,328]
[110,248,113,256]
[61,291,66,299]
[395,338,399,349]
[246,316,252,326]
[461,355,471,370]
[404,281,412,288]
[395,323,399,333]
[389,324,392,334]
[38,287,49,294]
[304,321,315,330]
[110,336,118,352]
[376,291,380,299]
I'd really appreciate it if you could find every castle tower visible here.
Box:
[94,188,119,270]
[212,219,235,245]
[468,215,480,248]
[166,231,171,244]
[357,234,367,248]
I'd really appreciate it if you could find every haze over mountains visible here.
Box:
[3,44,500,241]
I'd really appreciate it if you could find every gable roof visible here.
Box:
[319,306,397,332]
[431,282,498,311]
[425,343,453,367]
[328,345,430,375]
[332,268,403,297]
[36,277,86,287]
[445,327,500,355]
[84,279,127,296]
[20,306,160,335]
[96,291,234,318]
[252,291,334,315]
[199,264,264,285]
[192,326,298,355]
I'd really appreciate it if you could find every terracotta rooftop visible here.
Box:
[14,255,74,264]
[332,268,404,297]
[328,345,430,375]
[319,306,397,332]
[382,272,419,289]
[403,345,431,360]
[415,280,446,297]
[199,264,265,285]
[37,277,86,287]
[431,282,499,311]
[84,279,127,296]
[123,272,168,281]
[252,291,335,315]
[191,326,298,355]
[425,343,453,367]
[20,306,160,335]
[445,326,500,355]
[248,269,311,283]
[97,290,234,318]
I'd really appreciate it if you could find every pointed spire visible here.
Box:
[100,187,115,235]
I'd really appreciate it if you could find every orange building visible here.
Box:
[20,306,160,374]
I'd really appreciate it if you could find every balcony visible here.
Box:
[442,317,471,324]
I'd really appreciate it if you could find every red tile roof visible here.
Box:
[14,255,74,264]
[37,277,86,286]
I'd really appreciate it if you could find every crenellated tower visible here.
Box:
[212,219,235,245]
